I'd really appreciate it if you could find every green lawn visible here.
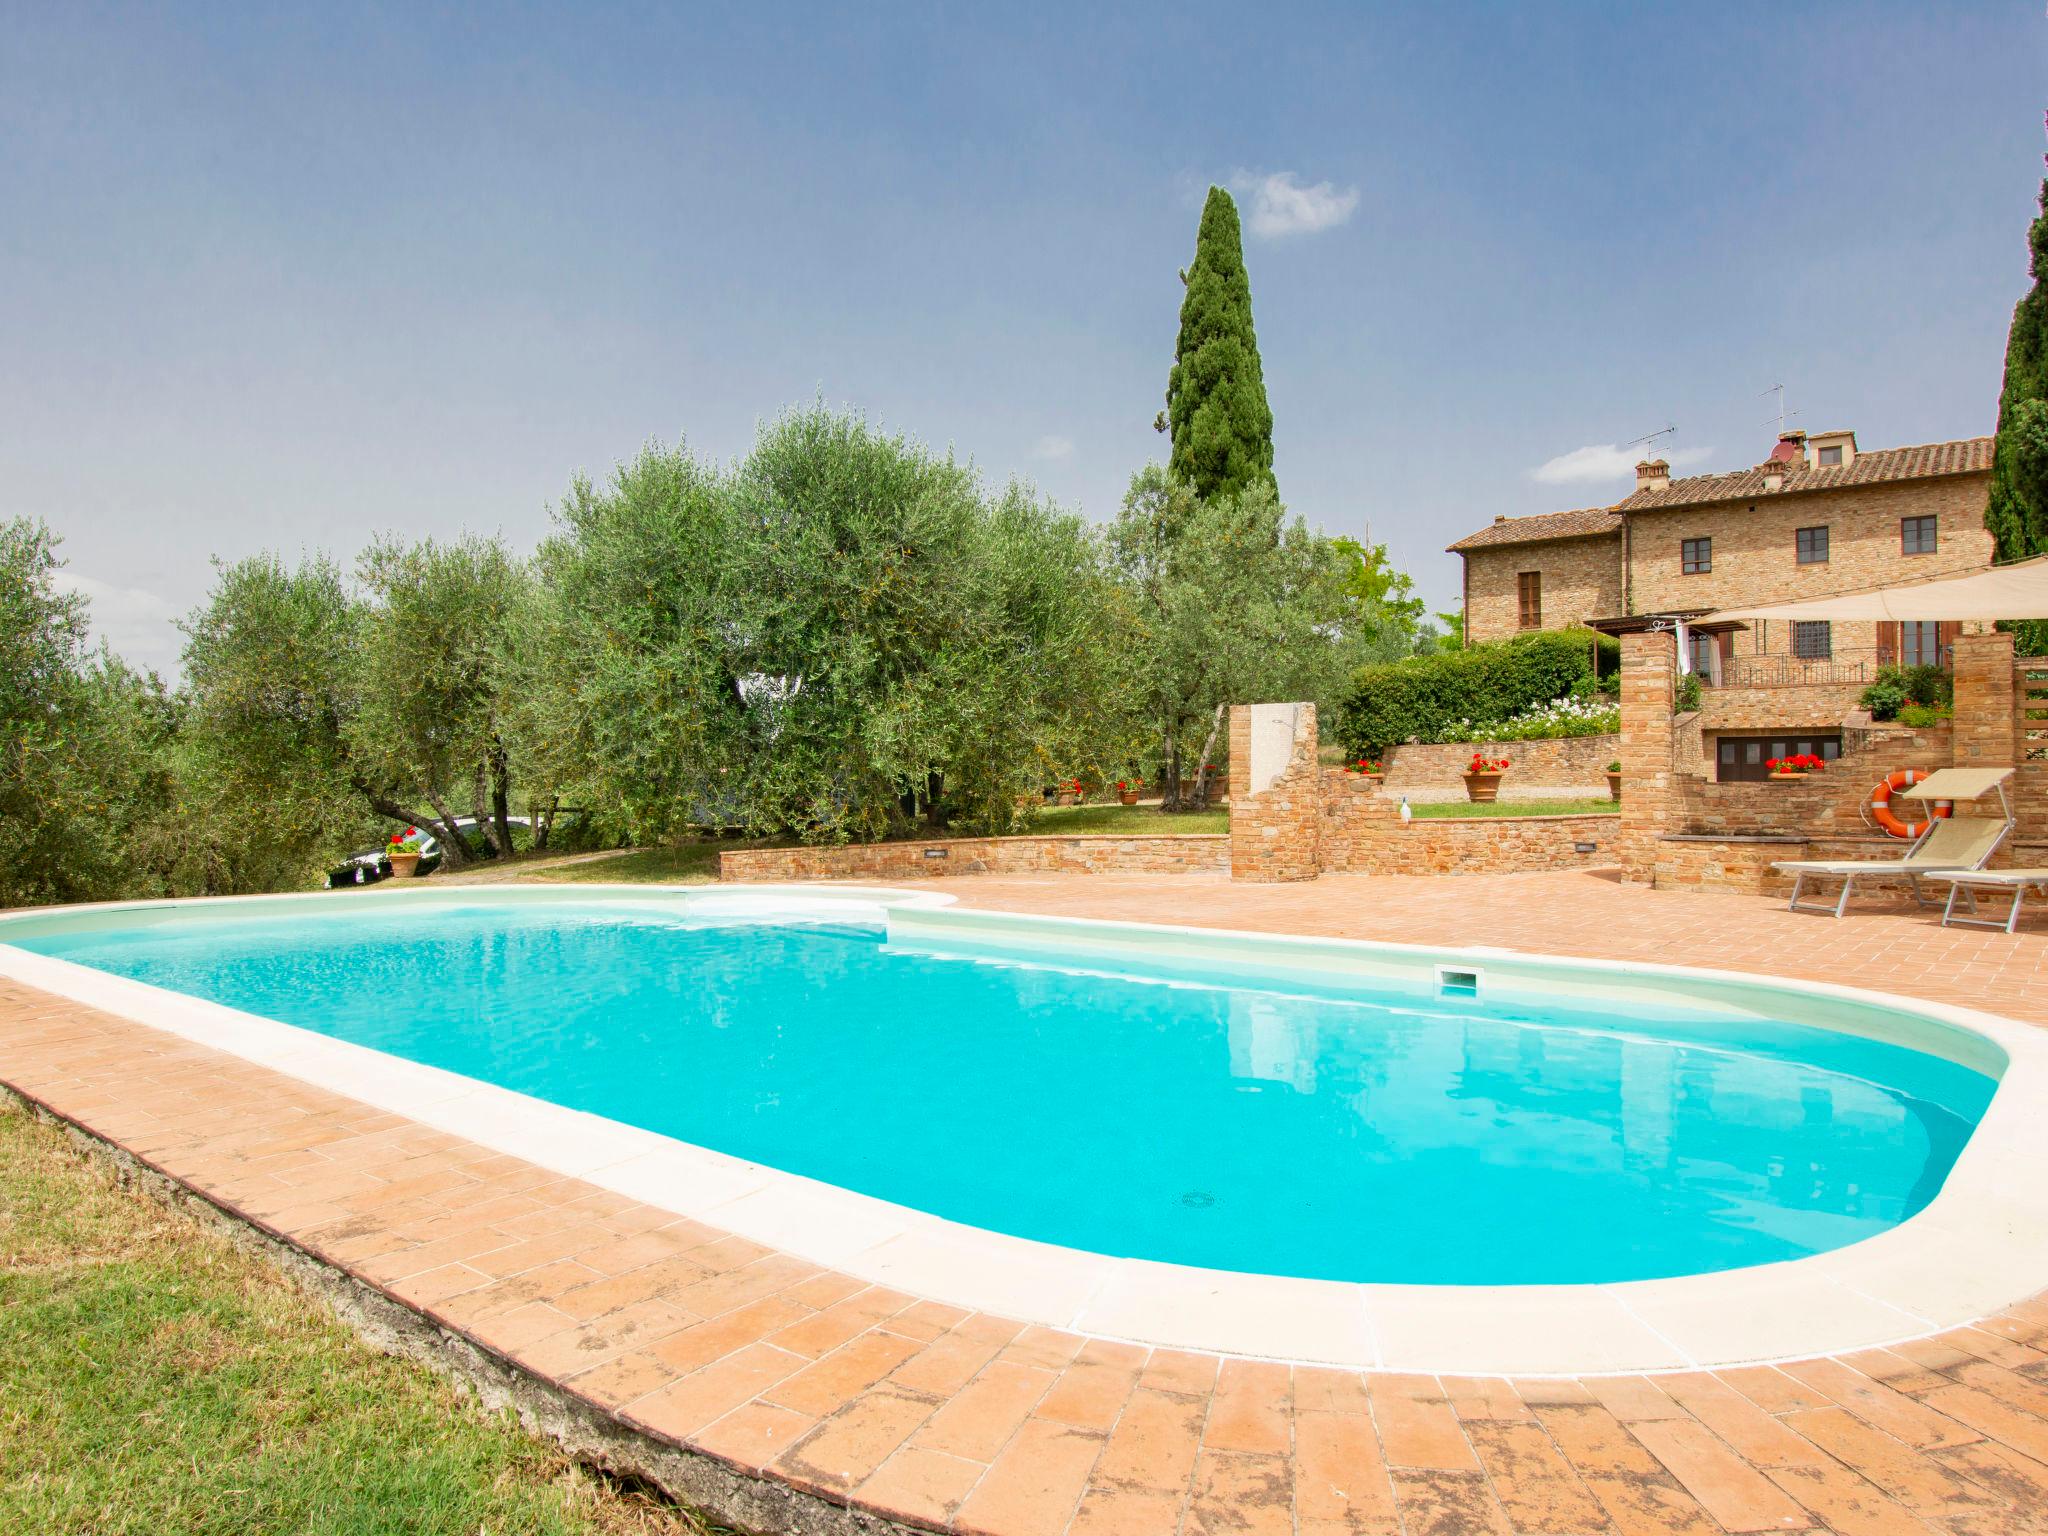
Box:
[1026,802,1227,835]
[1407,797,1621,819]
[522,843,733,884]
[0,1100,719,1536]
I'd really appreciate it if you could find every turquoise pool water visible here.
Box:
[9,901,1997,1285]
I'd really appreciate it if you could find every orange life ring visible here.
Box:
[1869,768,1952,839]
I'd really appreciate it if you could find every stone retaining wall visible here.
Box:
[1699,683,1866,733]
[1381,733,1619,790]
[1317,765,1618,874]
[1655,834,2048,896]
[718,834,1228,881]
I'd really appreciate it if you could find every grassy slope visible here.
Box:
[1024,802,1227,835]
[1407,797,1620,819]
[523,844,730,885]
[0,1101,720,1536]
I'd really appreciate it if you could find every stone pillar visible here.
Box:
[1228,702,1322,882]
[1618,631,1678,882]
[1950,629,2017,769]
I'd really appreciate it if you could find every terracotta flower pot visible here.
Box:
[1464,772,1502,804]
[388,850,424,878]
[1606,772,1622,800]
[1118,791,1139,805]
[1768,771,1810,780]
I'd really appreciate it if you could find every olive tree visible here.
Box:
[352,535,529,863]
[514,408,1138,844]
[1109,467,1351,808]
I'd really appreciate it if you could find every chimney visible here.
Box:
[1635,458,1670,494]
[1767,429,1807,465]
[1762,463,1786,492]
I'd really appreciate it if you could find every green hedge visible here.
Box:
[1335,628,1619,753]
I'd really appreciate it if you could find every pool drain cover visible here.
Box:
[1180,1191,1216,1208]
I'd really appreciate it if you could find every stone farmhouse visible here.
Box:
[1447,428,1995,780]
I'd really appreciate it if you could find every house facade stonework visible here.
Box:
[1450,432,1994,670]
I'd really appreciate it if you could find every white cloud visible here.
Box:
[1230,171,1360,240]
[1032,434,1074,461]
[53,570,185,675]
[1528,443,1715,487]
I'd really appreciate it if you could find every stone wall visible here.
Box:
[1618,631,1681,879]
[1619,627,2048,894]
[1698,683,1867,734]
[1954,631,2017,769]
[1318,765,1618,874]
[1462,535,1624,646]
[719,834,1228,881]
[1673,723,1954,841]
[1226,703,1322,882]
[1381,733,1619,790]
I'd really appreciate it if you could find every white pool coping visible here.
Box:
[3,881,2046,1377]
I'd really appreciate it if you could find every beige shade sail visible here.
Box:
[1704,554,2048,623]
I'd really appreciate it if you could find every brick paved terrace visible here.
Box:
[5,869,2048,1535]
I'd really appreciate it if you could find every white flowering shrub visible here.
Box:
[1422,695,1619,745]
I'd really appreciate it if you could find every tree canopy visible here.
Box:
[5,402,1439,904]
[1162,188,1277,503]
[1989,179,2048,655]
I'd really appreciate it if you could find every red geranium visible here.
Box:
[1468,754,1510,774]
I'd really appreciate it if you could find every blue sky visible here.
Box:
[3,2,2043,672]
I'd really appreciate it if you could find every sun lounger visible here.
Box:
[1773,765,2017,919]
[1927,870,2048,933]
[1773,814,2012,917]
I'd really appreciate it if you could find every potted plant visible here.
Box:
[386,827,429,879]
[1463,753,1509,804]
[1765,753,1826,780]
[1606,760,1622,800]
[1347,757,1385,785]
[1059,778,1085,806]
[1116,779,1140,806]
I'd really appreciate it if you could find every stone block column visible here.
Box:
[1950,629,2017,769]
[1228,702,1322,882]
[1618,630,1678,882]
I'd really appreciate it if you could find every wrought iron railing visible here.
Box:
[1709,646,1949,689]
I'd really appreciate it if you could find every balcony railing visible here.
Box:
[1707,646,1950,689]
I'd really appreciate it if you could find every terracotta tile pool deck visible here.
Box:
[7,868,2048,1534]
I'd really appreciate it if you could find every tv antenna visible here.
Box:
[1625,425,1676,455]
[1761,383,1801,435]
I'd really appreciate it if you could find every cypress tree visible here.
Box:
[1987,178,2048,568]
[1162,187,1277,502]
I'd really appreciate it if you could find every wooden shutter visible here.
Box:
[1936,621,1959,669]
[1876,623,1898,667]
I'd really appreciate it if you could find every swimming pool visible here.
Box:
[4,887,2044,1370]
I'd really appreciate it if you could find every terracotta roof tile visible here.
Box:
[1615,435,1992,513]
[1444,506,1621,553]
[1447,436,1991,553]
